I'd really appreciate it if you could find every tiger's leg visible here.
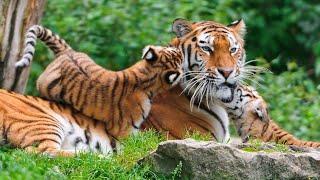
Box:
[25,140,75,157]
[17,123,75,157]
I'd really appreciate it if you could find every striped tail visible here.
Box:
[15,25,72,68]
[259,120,320,148]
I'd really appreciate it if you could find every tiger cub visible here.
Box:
[0,89,119,157]
[219,85,320,148]
[16,25,183,139]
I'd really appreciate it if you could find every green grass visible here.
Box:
[183,130,212,141]
[241,139,292,153]
[0,130,177,179]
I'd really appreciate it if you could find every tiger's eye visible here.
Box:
[230,47,237,53]
[201,46,212,52]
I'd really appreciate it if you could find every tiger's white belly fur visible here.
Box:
[56,116,114,154]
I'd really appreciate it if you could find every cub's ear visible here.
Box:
[172,18,193,38]
[142,46,157,62]
[227,19,246,38]
[165,71,181,84]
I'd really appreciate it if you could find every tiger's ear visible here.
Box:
[228,19,246,38]
[253,99,270,123]
[172,18,193,38]
[142,46,157,62]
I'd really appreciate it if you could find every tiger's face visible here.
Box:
[172,19,247,105]
[141,45,183,91]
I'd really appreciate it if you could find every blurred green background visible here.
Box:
[27,0,320,140]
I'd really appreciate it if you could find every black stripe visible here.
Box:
[46,77,61,98]
[130,115,139,129]
[141,73,157,86]
[74,137,83,146]
[137,102,146,119]
[2,117,8,144]
[132,71,139,92]
[84,128,91,145]
[11,96,48,114]
[74,80,85,107]
[26,41,35,47]
[99,80,110,113]
[36,26,43,38]
[79,81,92,113]
[110,75,119,122]
[138,68,148,75]
[29,29,36,36]
[186,44,193,71]
[111,138,117,153]
[185,94,227,136]
[43,31,51,42]
[70,109,81,126]
[95,142,101,152]
[20,131,62,146]
[117,72,126,126]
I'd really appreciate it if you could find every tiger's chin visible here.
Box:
[215,83,236,103]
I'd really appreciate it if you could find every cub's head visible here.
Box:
[172,19,247,104]
[236,98,270,143]
[141,45,183,91]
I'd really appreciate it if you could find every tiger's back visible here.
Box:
[36,50,109,101]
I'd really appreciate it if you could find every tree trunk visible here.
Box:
[0,0,46,93]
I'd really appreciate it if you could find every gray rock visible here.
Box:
[140,139,320,179]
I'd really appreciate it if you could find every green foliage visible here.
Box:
[171,161,183,180]
[0,130,172,179]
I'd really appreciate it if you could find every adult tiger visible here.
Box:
[142,19,247,143]
[142,19,320,146]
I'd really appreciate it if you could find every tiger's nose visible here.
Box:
[217,68,234,79]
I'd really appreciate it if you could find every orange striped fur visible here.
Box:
[16,25,183,139]
[0,89,119,157]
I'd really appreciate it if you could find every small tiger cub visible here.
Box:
[16,25,183,139]
[219,85,320,148]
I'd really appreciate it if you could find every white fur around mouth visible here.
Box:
[216,85,234,103]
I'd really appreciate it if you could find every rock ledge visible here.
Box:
[141,139,320,179]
